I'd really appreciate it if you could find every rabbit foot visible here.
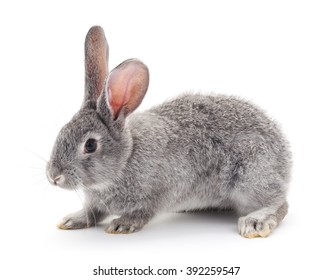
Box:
[57,210,93,230]
[105,216,147,234]
[58,217,91,230]
[238,202,288,238]
[238,216,277,238]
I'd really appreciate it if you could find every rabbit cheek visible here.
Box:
[79,162,98,186]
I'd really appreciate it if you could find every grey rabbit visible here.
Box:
[46,26,292,238]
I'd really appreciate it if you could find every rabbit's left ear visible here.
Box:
[84,26,109,106]
[98,59,149,121]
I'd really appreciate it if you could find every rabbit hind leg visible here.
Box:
[238,201,288,238]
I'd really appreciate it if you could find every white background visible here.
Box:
[1,0,332,279]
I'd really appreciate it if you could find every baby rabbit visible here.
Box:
[47,26,291,238]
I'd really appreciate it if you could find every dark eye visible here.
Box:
[84,138,97,153]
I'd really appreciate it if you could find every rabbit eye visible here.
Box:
[84,138,97,153]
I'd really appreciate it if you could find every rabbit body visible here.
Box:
[47,26,291,238]
[121,93,291,213]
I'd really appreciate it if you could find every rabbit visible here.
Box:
[46,26,292,238]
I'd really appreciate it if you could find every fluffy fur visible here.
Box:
[47,26,291,238]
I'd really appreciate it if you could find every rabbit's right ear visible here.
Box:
[83,26,109,107]
[97,59,149,129]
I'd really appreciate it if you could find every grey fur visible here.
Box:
[47,26,292,238]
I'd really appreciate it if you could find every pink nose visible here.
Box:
[53,175,64,185]
[47,173,65,186]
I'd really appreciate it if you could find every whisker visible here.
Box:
[71,184,97,228]
[25,166,45,170]
[26,149,48,163]
[72,171,113,222]
[29,177,48,188]
[79,183,113,219]
[30,172,47,178]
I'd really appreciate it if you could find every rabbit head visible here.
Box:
[46,26,149,190]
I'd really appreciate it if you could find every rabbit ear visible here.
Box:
[104,59,149,119]
[84,26,109,105]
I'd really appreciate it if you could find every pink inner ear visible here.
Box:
[107,88,121,119]
[107,69,132,119]
[105,59,149,119]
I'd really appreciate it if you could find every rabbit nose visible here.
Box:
[53,175,65,186]
[46,168,65,186]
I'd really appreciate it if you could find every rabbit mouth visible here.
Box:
[47,173,65,186]
[46,169,78,190]
[46,172,68,189]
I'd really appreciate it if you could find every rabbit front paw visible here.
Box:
[105,214,150,234]
[105,218,142,234]
[57,210,93,230]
